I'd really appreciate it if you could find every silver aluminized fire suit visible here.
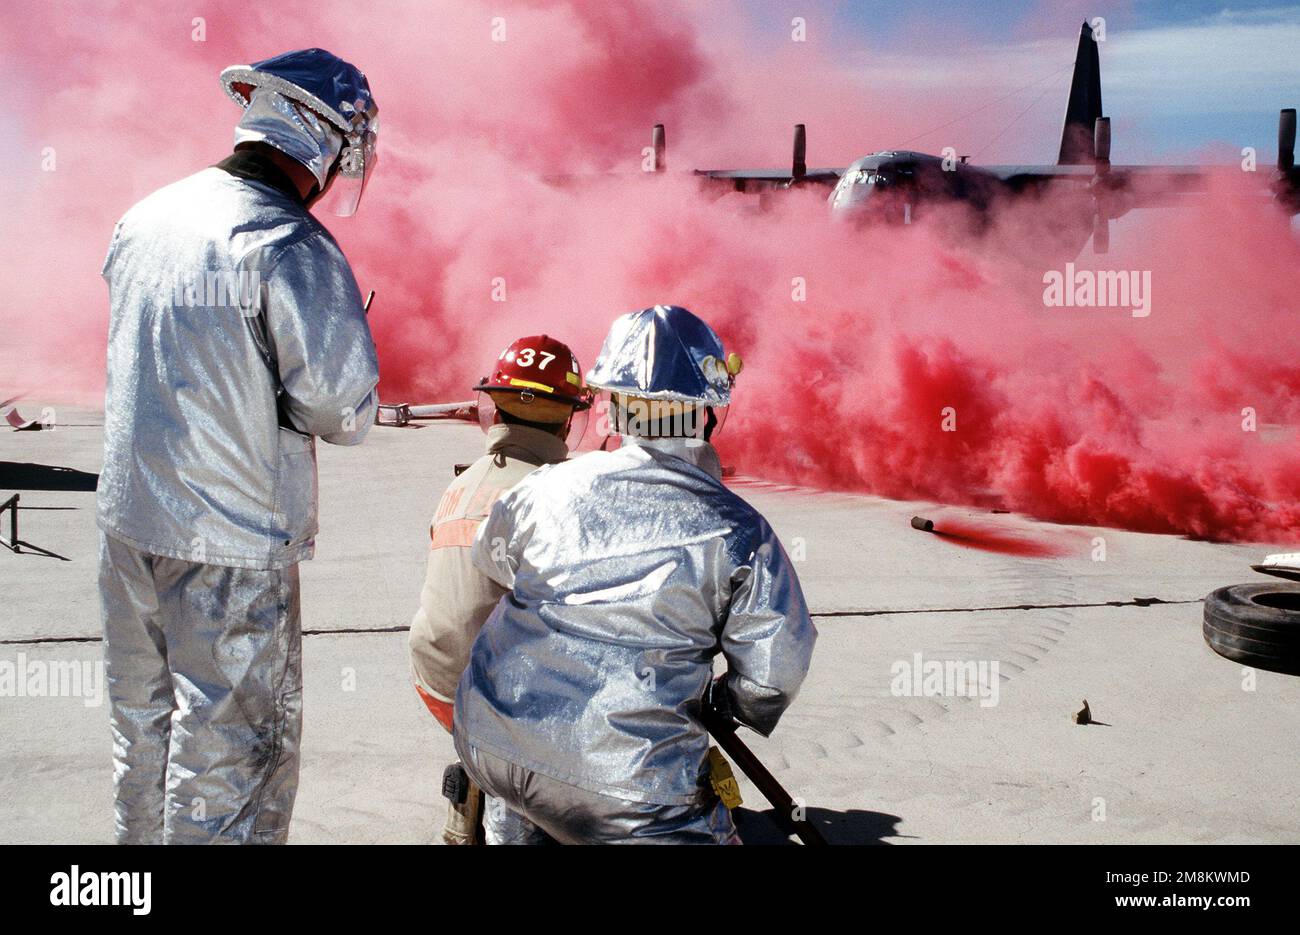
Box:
[97,163,378,844]
[453,435,816,843]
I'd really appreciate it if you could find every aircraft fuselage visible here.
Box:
[829,151,1011,223]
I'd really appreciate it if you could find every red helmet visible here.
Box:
[475,334,593,412]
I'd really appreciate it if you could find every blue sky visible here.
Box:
[737,1,1300,163]
[820,0,1295,42]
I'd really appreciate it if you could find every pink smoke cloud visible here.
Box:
[3,0,1298,542]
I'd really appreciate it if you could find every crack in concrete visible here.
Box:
[1,597,1202,646]
[810,596,1202,618]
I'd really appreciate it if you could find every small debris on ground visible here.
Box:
[1073,699,1092,725]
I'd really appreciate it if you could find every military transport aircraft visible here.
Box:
[646,22,1300,254]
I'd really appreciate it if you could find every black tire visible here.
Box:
[1202,583,1300,676]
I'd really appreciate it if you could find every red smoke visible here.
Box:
[4,1,1299,543]
[929,517,1073,559]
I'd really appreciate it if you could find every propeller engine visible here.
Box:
[792,123,807,182]
[650,123,666,173]
[1276,108,1299,211]
[1280,108,1296,173]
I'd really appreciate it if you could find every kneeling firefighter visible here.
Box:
[408,335,592,845]
[453,304,817,844]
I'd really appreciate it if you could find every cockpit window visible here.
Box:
[846,170,893,186]
[832,166,906,206]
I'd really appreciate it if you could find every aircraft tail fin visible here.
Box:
[1058,21,1103,165]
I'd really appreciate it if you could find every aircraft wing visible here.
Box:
[987,164,1205,185]
[542,123,843,189]
[983,163,1293,208]
[689,124,842,190]
[694,167,843,187]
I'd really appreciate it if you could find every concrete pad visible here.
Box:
[1,408,1297,843]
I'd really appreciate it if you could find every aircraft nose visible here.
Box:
[829,179,912,225]
[830,176,874,213]
[830,179,879,220]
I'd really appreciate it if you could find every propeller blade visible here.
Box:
[792,123,807,181]
[651,124,666,173]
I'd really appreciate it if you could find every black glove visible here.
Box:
[702,674,738,733]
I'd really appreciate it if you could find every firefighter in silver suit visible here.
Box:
[454,305,817,843]
[97,48,380,844]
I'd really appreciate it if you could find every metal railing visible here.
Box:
[0,494,18,553]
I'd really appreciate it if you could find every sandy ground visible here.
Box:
[1,407,1297,844]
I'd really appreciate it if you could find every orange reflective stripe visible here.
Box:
[434,487,465,523]
[415,684,454,733]
[429,517,481,550]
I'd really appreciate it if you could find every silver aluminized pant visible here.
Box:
[98,531,302,844]
[458,740,740,845]
[482,792,556,846]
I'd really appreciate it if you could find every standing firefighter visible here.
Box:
[454,305,817,844]
[408,335,592,845]
[97,49,380,844]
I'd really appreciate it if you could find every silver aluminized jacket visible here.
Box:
[455,436,816,807]
[98,166,379,570]
[97,159,377,843]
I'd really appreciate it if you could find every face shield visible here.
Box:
[314,117,378,217]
